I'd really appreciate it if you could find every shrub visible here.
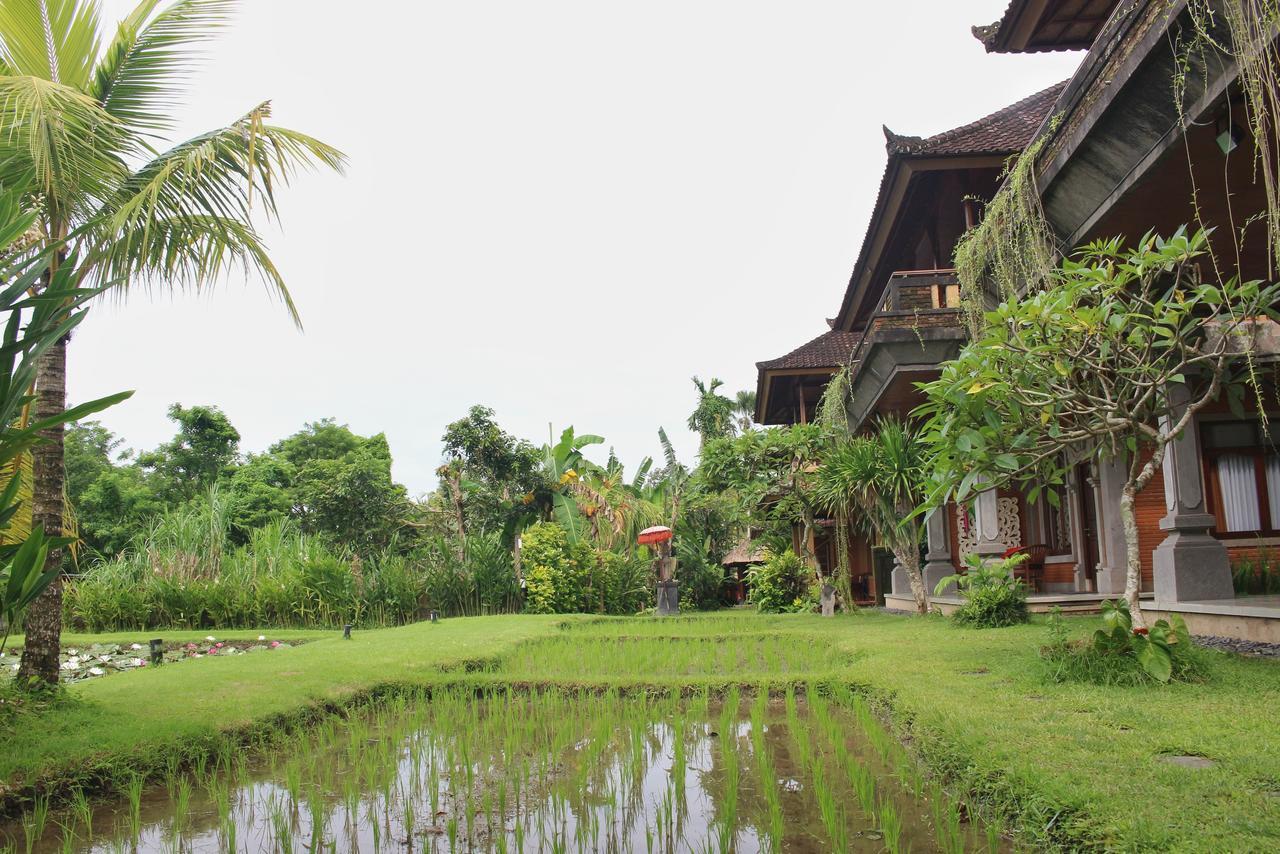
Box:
[675,538,727,611]
[1042,602,1210,686]
[520,521,592,614]
[1231,548,1280,595]
[748,550,815,613]
[596,550,650,615]
[934,553,1029,628]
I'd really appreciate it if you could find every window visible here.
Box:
[1042,482,1073,556]
[1202,420,1280,536]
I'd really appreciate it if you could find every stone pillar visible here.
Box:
[1093,454,1129,594]
[890,556,909,596]
[972,488,1007,563]
[922,508,954,593]
[1153,385,1233,603]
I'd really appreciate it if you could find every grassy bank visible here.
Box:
[1,611,1278,850]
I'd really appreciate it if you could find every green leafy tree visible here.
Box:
[687,376,736,449]
[1,0,344,683]
[137,403,240,502]
[270,419,366,470]
[700,424,828,575]
[917,229,1280,625]
[294,436,409,554]
[439,405,541,542]
[222,453,294,542]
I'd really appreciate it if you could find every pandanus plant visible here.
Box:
[0,0,345,684]
[815,417,931,614]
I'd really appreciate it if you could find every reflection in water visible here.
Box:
[3,687,996,852]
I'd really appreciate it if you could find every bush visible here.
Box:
[1231,548,1280,595]
[676,538,727,611]
[521,521,592,614]
[934,553,1029,628]
[1042,602,1210,686]
[748,550,815,613]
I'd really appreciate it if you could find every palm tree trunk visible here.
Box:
[17,337,67,686]
[896,545,929,615]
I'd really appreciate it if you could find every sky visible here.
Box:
[76,0,1085,496]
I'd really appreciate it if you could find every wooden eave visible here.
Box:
[978,0,1121,54]
[755,366,838,426]
[832,153,1009,333]
[1034,0,1240,246]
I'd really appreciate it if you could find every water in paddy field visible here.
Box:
[3,688,1002,852]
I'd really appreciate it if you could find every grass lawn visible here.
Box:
[2,610,1278,851]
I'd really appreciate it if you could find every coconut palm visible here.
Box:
[815,417,931,614]
[0,0,345,684]
[732,389,756,433]
[687,376,736,449]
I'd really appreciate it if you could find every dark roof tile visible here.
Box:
[756,329,860,372]
[884,81,1067,157]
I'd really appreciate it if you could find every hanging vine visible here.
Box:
[952,132,1058,336]
[1183,0,1280,276]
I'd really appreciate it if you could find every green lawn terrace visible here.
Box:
[1,611,1277,852]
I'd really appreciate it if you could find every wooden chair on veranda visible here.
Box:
[1003,544,1048,593]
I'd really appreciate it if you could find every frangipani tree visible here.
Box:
[0,0,345,684]
[917,229,1280,626]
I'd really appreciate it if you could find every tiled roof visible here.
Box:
[756,329,860,372]
[832,81,1067,329]
[883,81,1068,157]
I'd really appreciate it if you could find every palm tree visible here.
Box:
[687,376,735,449]
[0,0,345,684]
[815,417,931,614]
[732,390,756,433]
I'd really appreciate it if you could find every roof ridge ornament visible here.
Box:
[882,125,924,154]
[971,22,1000,51]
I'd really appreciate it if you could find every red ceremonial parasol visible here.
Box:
[637,525,673,546]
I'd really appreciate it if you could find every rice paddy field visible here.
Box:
[1,611,1278,852]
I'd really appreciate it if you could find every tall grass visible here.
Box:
[63,496,522,631]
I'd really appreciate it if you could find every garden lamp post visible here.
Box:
[638,526,678,616]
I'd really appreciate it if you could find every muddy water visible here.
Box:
[4,689,999,852]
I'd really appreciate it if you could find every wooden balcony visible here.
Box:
[844,270,968,431]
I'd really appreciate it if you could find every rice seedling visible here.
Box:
[880,800,904,854]
[22,795,49,854]
[124,774,144,841]
[931,783,966,854]
[68,788,92,839]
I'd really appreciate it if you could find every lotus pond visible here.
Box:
[1,683,1000,853]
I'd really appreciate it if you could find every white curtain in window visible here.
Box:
[1217,453,1260,532]
[1267,454,1280,530]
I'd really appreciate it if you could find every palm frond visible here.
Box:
[91,0,236,133]
[0,74,125,218]
[86,212,297,322]
[0,0,102,89]
[80,102,345,317]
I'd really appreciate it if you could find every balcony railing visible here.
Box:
[847,270,964,383]
[877,269,962,313]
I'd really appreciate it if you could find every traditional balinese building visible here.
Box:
[755,0,1280,639]
[756,81,1067,607]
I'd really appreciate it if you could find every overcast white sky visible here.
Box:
[75,1,1083,495]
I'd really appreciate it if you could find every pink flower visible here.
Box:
[215,642,224,648]
[270,641,280,648]
[207,648,217,655]
[185,643,197,650]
